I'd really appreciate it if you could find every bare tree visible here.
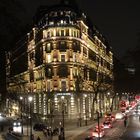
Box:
[89,62,113,119]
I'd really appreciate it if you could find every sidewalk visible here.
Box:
[22,117,105,140]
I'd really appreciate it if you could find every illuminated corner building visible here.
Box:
[6,0,113,120]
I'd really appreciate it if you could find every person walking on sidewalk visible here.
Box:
[124,114,128,127]
[37,136,41,140]
[124,119,127,127]
[31,134,34,140]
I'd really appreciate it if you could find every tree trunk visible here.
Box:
[110,95,115,112]
[91,98,97,120]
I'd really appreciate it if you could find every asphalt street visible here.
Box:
[74,117,126,140]
[74,105,140,140]
[120,113,140,140]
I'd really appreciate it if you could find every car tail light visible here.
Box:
[91,132,94,136]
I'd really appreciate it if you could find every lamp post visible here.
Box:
[28,96,33,140]
[84,94,87,126]
[97,111,100,140]
[20,96,23,134]
[61,96,65,140]
[107,92,110,112]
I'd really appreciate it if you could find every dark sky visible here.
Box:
[20,0,140,58]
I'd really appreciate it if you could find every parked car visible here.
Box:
[33,123,47,131]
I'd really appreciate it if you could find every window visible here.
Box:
[45,66,53,78]
[60,20,64,24]
[73,42,80,52]
[47,54,51,63]
[101,58,104,66]
[47,32,51,38]
[83,47,87,56]
[53,50,58,61]
[49,21,54,25]
[54,80,58,87]
[54,12,57,16]
[89,69,97,81]
[46,43,51,53]
[61,30,64,36]
[107,62,110,70]
[35,30,43,43]
[89,49,96,62]
[61,55,65,62]
[59,41,67,52]
[29,70,34,82]
[56,30,59,36]
[74,31,76,37]
[73,53,76,62]
[84,67,87,80]
[47,81,51,91]
[60,11,63,15]
[61,80,66,91]
[66,29,69,36]
[57,65,69,78]
[35,44,43,66]
[30,52,34,61]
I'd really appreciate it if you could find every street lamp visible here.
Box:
[28,96,33,140]
[107,92,110,112]
[61,96,65,140]
[96,111,100,140]
[20,96,23,134]
[84,94,88,126]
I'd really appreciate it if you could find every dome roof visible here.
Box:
[34,0,81,26]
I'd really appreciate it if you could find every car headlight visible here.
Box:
[18,122,21,126]
[13,122,17,126]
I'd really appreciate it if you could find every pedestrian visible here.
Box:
[125,114,128,120]
[124,119,127,127]
[31,134,34,140]
[37,136,41,140]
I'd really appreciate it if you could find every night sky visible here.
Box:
[19,0,140,58]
